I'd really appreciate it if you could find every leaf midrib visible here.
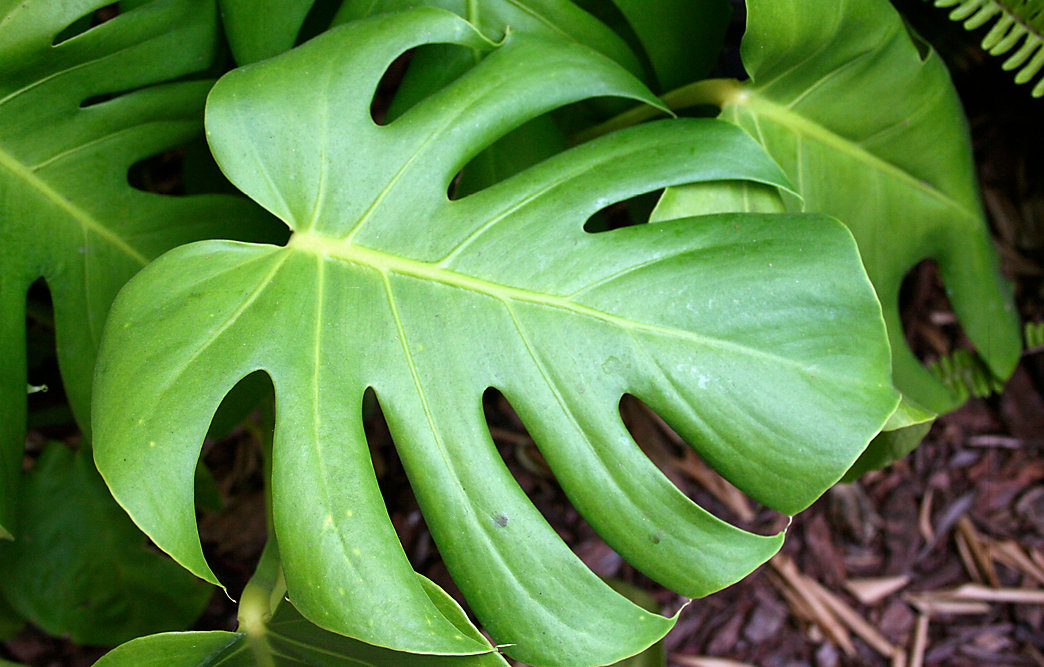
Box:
[0,144,148,266]
[288,232,863,384]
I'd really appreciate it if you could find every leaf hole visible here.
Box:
[582,188,665,233]
[370,41,490,127]
[24,279,75,452]
[197,372,274,603]
[447,117,570,201]
[127,147,186,195]
[618,395,785,537]
[369,48,415,126]
[482,389,636,582]
[51,3,119,46]
[367,390,471,613]
[899,259,996,398]
[79,93,117,109]
[125,140,227,196]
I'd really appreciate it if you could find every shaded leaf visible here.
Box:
[94,8,897,666]
[0,0,270,537]
[94,596,507,666]
[841,397,936,483]
[0,592,23,641]
[94,539,508,666]
[605,579,666,667]
[218,0,317,64]
[606,0,731,90]
[0,444,211,646]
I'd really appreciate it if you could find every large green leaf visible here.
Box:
[0,444,211,645]
[709,0,1021,414]
[93,9,897,666]
[0,0,265,537]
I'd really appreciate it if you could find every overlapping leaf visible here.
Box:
[601,0,731,90]
[221,0,642,71]
[93,603,507,667]
[0,0,266,538]
[93,9,897,666]
[708,0,1021,414]
[95,541,508,666]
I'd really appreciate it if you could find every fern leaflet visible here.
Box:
[929,0,1044,97]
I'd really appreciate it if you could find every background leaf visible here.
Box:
[0,0,270,537]
[714,0,1022,414]
[94,599,508,666]
[218,0,318,64]
[0,444,211,646]
[94,9,897,666]
[0,594,23,642]
[600,0,732,91]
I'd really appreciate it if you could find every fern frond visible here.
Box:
[1025,320,1044,349]
[928,348,1006,401]
[930,0,1044,97]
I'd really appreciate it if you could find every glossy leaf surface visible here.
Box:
[718,0,1021,413]
[0,0,262,537]
[94,9,897,666]
[0,444,211,645]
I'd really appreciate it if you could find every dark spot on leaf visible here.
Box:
[492,512,508,528]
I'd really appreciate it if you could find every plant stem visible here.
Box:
[238,540,286,667]
[237,395,282,667]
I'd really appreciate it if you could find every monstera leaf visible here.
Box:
[332,0,646,196]
[0,443,212,645]
[93,9,897,666]
[0,0,266,538]
[703,0,1022,414]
